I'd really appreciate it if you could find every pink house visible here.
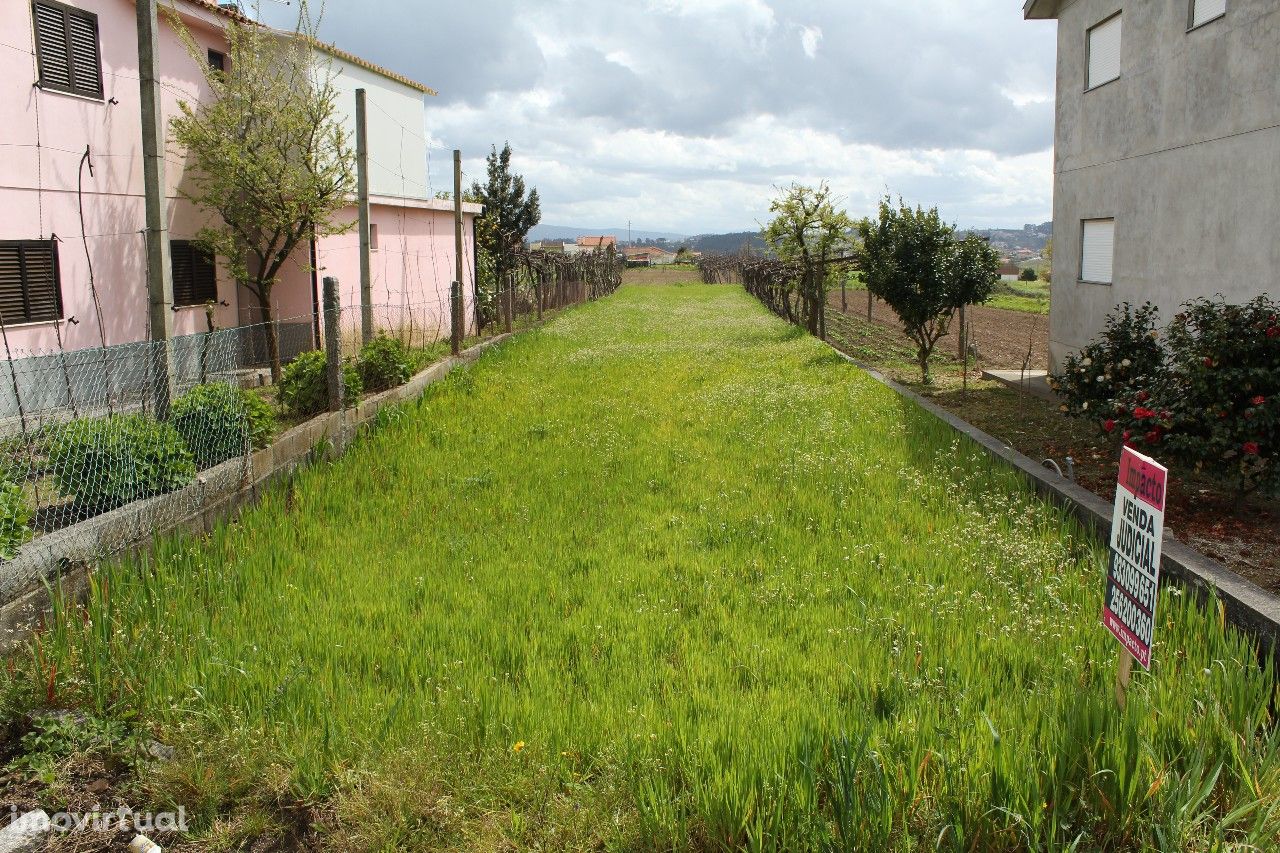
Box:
[1,0,478,368]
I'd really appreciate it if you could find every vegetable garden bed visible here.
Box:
[2,283,1276,851]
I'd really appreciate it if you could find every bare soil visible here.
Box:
[828,289,1050,369]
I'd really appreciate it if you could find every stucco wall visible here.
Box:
[321,54,433,200]
[1047,0,1280,369]
[315,200,480,342]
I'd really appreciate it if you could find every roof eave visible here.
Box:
[1023,0,1061,20]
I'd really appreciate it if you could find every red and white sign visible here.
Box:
[1102,446,1168,670]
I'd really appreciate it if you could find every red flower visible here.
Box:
[1136,390,1150,403]
[1243,442,1260,456]
[1267,326,1280,339]
[1103,419,1116,433]
[1203,357,1215,367]
[1145,430,1161,445]
[1251,395,1266,406]
[1133,407,1157,419]
[1218,411,1229,419]
[1122,430,1131,441]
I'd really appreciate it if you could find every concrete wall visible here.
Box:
[1047,0,1280,369]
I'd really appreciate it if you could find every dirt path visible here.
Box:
[828,290,1049,370]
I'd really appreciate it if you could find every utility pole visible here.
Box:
[451,149,464,355]
[136,0,175,416]
[355,88,373,344]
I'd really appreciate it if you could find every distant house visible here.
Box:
[1025,0,1277,370]
[625,246,676,266]
[529,240,568,253]
[576,235,617,253]
[998,263,1022,282]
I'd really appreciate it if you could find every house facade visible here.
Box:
[1025,0,1279,370]
[1,0,478,367]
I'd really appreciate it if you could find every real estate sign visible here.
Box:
[1102,446,1168,670]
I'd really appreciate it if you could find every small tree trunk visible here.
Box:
[256,289,282,382]
[841,278,847,313]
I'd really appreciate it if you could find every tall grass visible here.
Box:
[5,284,1277,849]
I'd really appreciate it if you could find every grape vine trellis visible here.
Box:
[698,253,860,337]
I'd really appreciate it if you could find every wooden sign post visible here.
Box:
[1102,445,1168,708]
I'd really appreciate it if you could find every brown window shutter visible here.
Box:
[171,241,218,307]
[32,1,103,99]
[0,240,62,324]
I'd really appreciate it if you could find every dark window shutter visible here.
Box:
[0,241,62,325]
[32,1,103,99]
[170,241,218,307]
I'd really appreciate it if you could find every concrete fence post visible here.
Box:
[322,277,343,412]
[450,281,462,355]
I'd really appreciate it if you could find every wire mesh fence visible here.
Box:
[0,262,624,583]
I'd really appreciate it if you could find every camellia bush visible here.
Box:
[1054,295,1279,493]
[1050,302,1164,421]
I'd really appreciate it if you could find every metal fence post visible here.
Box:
[322,277,343,412]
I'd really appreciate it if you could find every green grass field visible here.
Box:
[988,279,1051,315]
[3,284,1276,850]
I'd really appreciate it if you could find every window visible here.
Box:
[0,240,63,324]
[369,223,379,251]
[32,0,103,99]
[170,241,218,307]
[1080,219,1115,284]
[1086,13,1122,90]
[207,49,225,72]
[1190,0,1226,29]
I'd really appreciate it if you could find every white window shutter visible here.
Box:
[1192,0,1227,27]
[1081,219,1115,284]
[1088,15,1122,88]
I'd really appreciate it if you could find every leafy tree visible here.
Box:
[168,2,354,380]
[470,144,541,329]
[761,182,854,336]
[1019,267,1039,282]
[856,198,1000,383]
[1041,238,1053,283]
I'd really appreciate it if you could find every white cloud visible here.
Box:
[799,25,823,60]
[262,0,1058,234]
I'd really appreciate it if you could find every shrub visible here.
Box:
[277,350,362,417]
[46,414,196,509]
[357,335,413,393]
[0,479,31,560]
[1050,302,1164,422]
[172,383,278,469]
[1054,296,1280,493]
[1019,267,1039,282]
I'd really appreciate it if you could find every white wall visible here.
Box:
[317,53,432,201]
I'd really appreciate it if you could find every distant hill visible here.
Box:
[528,224,688,243]
[958,221,1052,254]
[682,231,767,255]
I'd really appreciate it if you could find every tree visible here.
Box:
[856,198,1000,383]
[168,3,354,380]
[1040,238,1053,283]
[470,144,541,330]
[761,182,854,336]
[1019,267,1039,281]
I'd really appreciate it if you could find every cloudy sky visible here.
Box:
[263,1,1058,235]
